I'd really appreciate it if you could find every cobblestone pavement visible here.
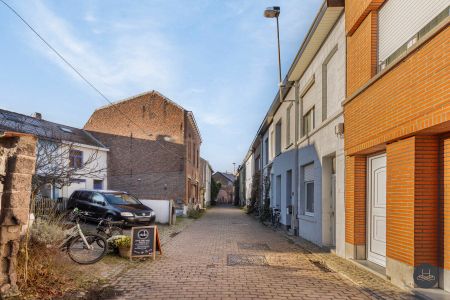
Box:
[108,206,416,300]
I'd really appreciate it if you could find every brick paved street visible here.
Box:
[108,206,416,300]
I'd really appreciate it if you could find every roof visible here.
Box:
[213,171,236,183]
[0,109,107,148]
[94,90,185,112]
[241,0,344,160]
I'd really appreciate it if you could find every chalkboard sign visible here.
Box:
[130,226,162,260]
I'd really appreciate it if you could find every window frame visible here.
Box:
[302,107,315,137]
[286,104,292,147]
[69,149,83,169]
[304,180,315,216]
[93,179,103,190]
[275,120,282,156]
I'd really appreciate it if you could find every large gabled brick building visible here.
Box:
[84,91,202,210]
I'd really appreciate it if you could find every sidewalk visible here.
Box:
[279,232,414,300]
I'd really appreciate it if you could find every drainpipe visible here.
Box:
[292,81,300,235]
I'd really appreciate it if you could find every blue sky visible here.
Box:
[0,0,322,172]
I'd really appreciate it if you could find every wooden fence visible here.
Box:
[32,196,69,216]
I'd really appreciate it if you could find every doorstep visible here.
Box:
[413,288,450,300]
[349,259,387,280]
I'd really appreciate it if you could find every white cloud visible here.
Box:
[18,0,179,101]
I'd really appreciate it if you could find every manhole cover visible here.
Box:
[227,254,268,266]
[237,242,270,250]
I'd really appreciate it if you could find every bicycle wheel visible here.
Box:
[109,226,123,237]
[67,234,108,264]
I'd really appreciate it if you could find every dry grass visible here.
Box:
[17,241,83,299]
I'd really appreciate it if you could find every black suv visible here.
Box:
[68,189,156,225]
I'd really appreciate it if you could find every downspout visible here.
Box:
[259,134,264,212]
[292,81,300,235]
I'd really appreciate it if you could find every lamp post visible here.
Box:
[264,6,283,102]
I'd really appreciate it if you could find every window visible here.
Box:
[93,180,103,190]
[270,131,274,159]
[303,163,314,216]
[303,107,315,136]
[196,149,199,167]
[305,181,314,216]
[78,191,92,202]
[264,138,269,165]
[92,192,105,204]
[286,105,292,147]
[275,120,282,156]
[69,150,83,169]
[59,127,73,133]
[378,0,449,71]
[104,193,141,205]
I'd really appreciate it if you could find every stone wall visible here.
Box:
[0,133,36,297]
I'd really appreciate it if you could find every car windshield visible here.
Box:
[104,193,141,205]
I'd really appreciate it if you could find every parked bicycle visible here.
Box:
[271,207,281,229]
[96,218,124,238]
[59,208,108,265]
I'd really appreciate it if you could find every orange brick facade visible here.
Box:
[344,0,450,289]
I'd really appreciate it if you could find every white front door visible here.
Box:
[367,154,387,267]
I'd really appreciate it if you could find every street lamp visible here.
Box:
[264,6,283,102]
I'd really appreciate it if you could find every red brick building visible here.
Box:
[84,91,202,209]
[344,0,449,292]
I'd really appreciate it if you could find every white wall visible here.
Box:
[141,199,174,224]
[269,86,297,226]
[296,14,345,254]
[244,153,253,203]
[61,143,108,198]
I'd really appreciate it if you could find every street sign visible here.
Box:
[130,225,162,260]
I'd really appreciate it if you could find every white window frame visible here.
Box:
[286,104,292,147]
[304,180,314,216]
[303,106,315,136]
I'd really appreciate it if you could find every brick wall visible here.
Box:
[346,11,378,96]
[84,91,201,205]
[345,155,366,246]
[345,0,384,36]
[184,112,201,205]
[386,136,439,267]
[441,135,450,270]
[345,27,450,156]
[386,138,415,266]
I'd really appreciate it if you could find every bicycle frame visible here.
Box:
[59,221,93,250]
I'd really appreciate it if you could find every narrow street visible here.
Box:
[108,207,414,300]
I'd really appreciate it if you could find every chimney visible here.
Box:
[32,112,42,120]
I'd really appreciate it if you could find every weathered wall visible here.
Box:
[0,133,36,297]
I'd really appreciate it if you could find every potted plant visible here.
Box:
[111,235,131,258]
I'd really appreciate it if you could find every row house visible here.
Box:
[84,90,202,212]
[0,109,108,199]
[240,0,449,294]
[344,0,449,292]
[199,158,213,208]
[236,152,254,207]
[240,0,346,253]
